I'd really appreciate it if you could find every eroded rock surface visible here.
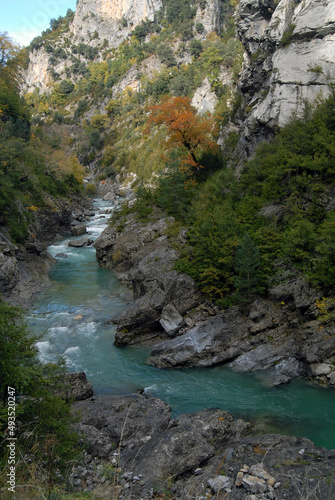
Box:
[71,393,335,499]
[94,203,335,387]
[147,283,335,387]
[94,211,202,344]
[235,0,335,154]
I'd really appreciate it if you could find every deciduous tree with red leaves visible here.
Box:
[146,95,219,175]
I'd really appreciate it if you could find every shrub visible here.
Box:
[156,43,177,67]
[86,182,97,194]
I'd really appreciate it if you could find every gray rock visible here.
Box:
[68,238,94,248]
[72,394,335,499]
[94,212,201,344]
[311,363,332,376]
[327,371,335,386]
[236,0,335,143]
[242,474,267,493]
[208,475,232,493]
[249,464,276,486]
[191,77,218,114]
[55,252,68,259]
[208,476,232,494]
[0,232,19,295]
[159,303,184,337]
[147,312,249,368]
[64,372,93,401]
[71,225,87,236]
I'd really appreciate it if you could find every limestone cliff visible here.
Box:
[24,0,163,92]
[71,0,162,46]
[23,0,222,94]
[235,0,335,151]
[23,0,335,146]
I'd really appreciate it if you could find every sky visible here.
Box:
[0,0,77,47]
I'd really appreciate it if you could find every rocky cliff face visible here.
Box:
[24,0,335,143]
[235,0,335,151]
[24,0,163,92]
[23,0,223,94]
[71,0,162,45]
[94,209,204,345]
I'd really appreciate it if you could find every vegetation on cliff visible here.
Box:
[5,0,335,305]
[21,0,335,307]
[0,33,85,244]
[151,92,335,305]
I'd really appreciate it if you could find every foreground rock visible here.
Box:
[64,372,93,401]
[71,393,335,499]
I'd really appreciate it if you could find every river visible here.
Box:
[27,198,335,449]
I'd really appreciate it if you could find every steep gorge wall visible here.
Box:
[71,0,163,45]
[0,198,91,306]
[24,0,163,93]
[235,0,335,151]
[23,0,335,145]
[23,0,222,94]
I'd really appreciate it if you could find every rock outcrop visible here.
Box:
[94,197,335,387]
[23,0,163,93]
[71,0,163,47]
[94,210,202,345]
[23,0,227,95]
[235,0,335,152]
[147,279,335,388]
[71,393,335,499]
[64,371,94,401]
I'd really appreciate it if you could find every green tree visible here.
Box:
[0,300,39,402]
[157,152,195,218]
[190,39,203,58]
[0,300,82,494]
[311,211,335,288]
[156,43,177,67]
[58,79,75,96]
[234,234,263,300]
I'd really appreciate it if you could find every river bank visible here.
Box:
[94,198,335,391]
[68,378,335,500]
[0,195,93,307]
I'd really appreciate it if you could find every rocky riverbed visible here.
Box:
[69,373,335,499]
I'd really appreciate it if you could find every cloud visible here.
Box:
[7,27,45,47]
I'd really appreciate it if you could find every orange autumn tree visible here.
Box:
[146,96,219,175]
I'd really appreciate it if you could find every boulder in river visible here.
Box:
[68,238,93,248]
[71,224,87,236]
[159,303,184,337]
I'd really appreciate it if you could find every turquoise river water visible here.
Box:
[27,199,335,449]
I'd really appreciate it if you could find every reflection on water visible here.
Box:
[27,199,335,449]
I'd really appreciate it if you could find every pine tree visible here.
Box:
[234,234,262,300]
